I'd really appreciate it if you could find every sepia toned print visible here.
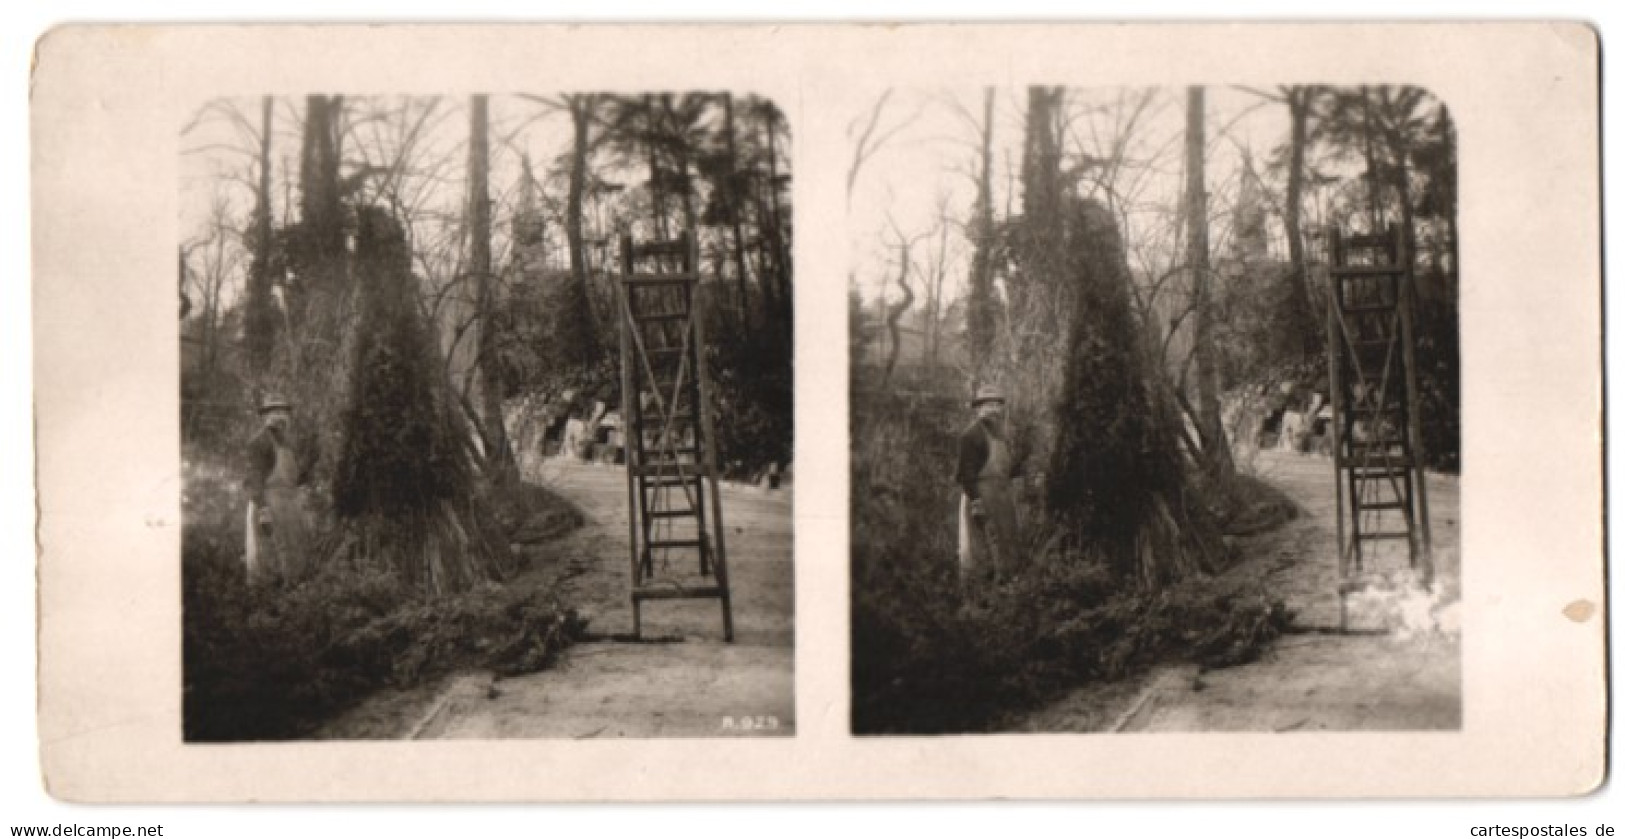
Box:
[32,24,1600,801]
[179,92,793,741]
[849,85,1460,734]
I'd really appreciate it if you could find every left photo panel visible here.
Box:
[178,93,794,741]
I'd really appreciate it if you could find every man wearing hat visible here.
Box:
[244,393,313,583]
[955,384,1022,592]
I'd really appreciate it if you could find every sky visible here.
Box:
[7,7,1621,838]
[845,85,1293,310]
[179,95,580,303]
[178,92,784,312]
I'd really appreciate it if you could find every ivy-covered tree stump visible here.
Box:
[331,207,512,595]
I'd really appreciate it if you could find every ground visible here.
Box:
[319,458,794,739]
[1016,449,1462,732]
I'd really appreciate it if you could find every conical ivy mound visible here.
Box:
[332,206,511,594]
[1045,198,1225,587]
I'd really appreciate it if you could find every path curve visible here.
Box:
[324,458,794,739]
[1020,450,1461,733]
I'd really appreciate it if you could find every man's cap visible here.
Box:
[971,384,1006,406]
[259,393,293,413]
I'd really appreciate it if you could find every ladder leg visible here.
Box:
[618,256,642,638]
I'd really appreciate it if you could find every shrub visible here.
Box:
[181,452,586,742]
[850,387,1290,734]
[183,552,586,742]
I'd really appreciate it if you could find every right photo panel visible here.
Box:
[848,85,1460,735]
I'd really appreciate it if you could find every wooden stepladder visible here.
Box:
[617,231,734,642]
[1326,223,1434,630]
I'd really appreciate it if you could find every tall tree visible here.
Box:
[1280,85,1322,356]
[243,95,279,376]
[965,88,998,378]
[1184,86,1234,478]
[642,94,669,239]
[882,239,915,389]
[1373,86,1431,273]
[265,94,353,492]
[997,86,1069,469]
[759,99,791,325]
[1012,85,1067,348]
[563,94,602,362]
[1047,197,1223,585]
[294,95,346,310]
[333,207,511,595]
[467,94,510,471]
[1360,87,1385,232]
[721,92,754,325]
[661,93,706,238]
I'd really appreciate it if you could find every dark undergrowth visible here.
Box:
[850,388,1293,735]
[181,453,586,742]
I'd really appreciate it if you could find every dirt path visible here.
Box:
[322,458,794,739]
[1019,450,1461,733]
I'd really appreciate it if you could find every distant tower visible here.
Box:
[511,153,549,285]
[1231,156,1270,264]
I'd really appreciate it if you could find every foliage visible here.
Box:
[848,288,877,365]
[710,308,794,477]
[1045,198,1201,578]
[334,208,471,518]
[331,207,512,593]
[182,551,585,742]
[850,389,1289,734]
[181,452,584,742]
[1414,298,1461,472]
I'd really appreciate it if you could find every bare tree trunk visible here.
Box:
[882,242,914,390]
[764,108,790,325]
[1185,86,1234,478]
[1379,91,1419,274]
[244,95,278,375]
[468,94,510,471]
[723,93,753,328]
[566,94,600,357]
[664,94,698,237]
[966,87,997,378]
[1282,86,1322,356]
[1360,86,1385,233]
[928,217,949,372]
[644,94,669,240]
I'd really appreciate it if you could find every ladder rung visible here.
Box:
[1352,468,1409,479]
[638,411,694,424]
[647,538,705,549]
[642,474,705,487]
[631,240,689,258]
[648,347,688,357]
[1355,532,1412,541]
[636,311,692,324]
[641,461,702,472]
[635,465,711,479]
[647,508,700,519]
[633,585,725,602]
[622,272,699,285]
[1332,264,1403,277]
[1355,499,1408,511]
[1349,469,1411,480]
[641,447,701,458]
[1341,459,1412,471]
